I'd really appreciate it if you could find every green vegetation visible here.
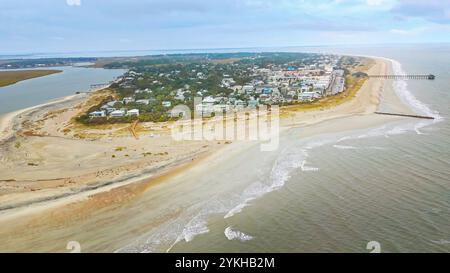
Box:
[0,70,62,87]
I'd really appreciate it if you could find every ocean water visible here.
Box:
[0,66,126,115]
[110,45,449,253]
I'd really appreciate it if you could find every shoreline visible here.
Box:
[0,93,87,143]
[0,55,423,252]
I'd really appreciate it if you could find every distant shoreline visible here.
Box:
[0,70,62,88]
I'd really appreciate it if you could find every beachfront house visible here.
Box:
[110,109,126,118]
[298,92,320,102]
[167,108,188,118]
[234,99,245,110]
[313,86,325,97]
[127,109,140,117]
[89,111,106,118]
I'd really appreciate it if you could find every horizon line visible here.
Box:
[2,41,449,59]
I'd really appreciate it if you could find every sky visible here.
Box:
[1,0,449,54]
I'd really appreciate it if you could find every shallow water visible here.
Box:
[0,66,126,115]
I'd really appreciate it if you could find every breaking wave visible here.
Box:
[333,145,358,150]
[224,227,254,241]
[390,59,442,120]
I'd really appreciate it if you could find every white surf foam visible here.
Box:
[224,182,271,219]
[333,144,358,150]
[390,59,442,120]
[224,227,254,241]
[178,216,209,243]
[300,160,320,172]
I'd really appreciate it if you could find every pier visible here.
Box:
[368,74,435,80]
[375,112,435,120]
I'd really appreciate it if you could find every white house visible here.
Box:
[136,99,150,105]
[127,109,140,117]
[242,85,255,94]
[89,111,106,118]
[135,89,152,94]
[195,104,214,117]
[162,101,172,108]
[110,109,126,117]
[221,78,236,88]
[298,92,320,102]
[234,99,245,108]
[230,85,243,93]
[167,109,188,118]
[174,90,186,101]
[123,97,134,104]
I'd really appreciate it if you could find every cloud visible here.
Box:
[391,0,450,24]
[66,0,81,6]
[389,26,426,35]
[366,0,385,6]
[1,0,449,54]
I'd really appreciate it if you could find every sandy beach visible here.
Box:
[0,57,417,252]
